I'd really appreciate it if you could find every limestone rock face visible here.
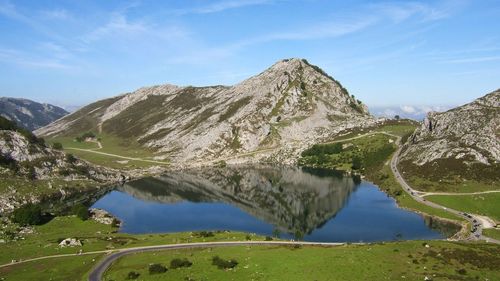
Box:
[36,59,375,165]
[400,89,499,166]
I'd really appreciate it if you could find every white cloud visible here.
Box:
[400,105,416,114]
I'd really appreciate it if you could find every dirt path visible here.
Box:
[421,190,500,197]
[65,147,168,165]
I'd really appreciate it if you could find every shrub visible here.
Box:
[72,203,89,221]
[11,203,43,226]
[148,263,167,274]
[65,153,77,164]
[170,258,193,269]
[126,271,140,280]
[212,256,238,270]
[52,142,63,150]
[265,236,273,241]
[193,231,214,238]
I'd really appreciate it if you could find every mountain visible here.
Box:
[399,89,499,188]
[36,58,374,165]
[0,116,121,212]
[0,97,68,131]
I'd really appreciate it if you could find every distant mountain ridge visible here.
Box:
[0,97,68,131]
[36,58,375,165]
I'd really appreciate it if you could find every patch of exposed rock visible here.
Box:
[58,238,82,247]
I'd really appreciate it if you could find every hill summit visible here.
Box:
[36,58,375,165]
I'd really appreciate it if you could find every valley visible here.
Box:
[1,60,499,281]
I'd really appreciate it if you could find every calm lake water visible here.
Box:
[92,166,447,242]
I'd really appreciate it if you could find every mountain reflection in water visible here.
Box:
[92,165,447,242]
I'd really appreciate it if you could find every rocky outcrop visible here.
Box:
[36,59,375,165]
[399,89,499,182]
[58,238,82,247]
[90,208,119,225]
[0,97,68,131]
[0,116,124,213]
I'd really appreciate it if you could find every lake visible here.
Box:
[92,165,450,242]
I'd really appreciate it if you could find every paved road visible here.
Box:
[88,241,344,281]
[390,136,500,244]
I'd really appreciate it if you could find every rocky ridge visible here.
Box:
[36,59,375,165]
[0,97,68,131]
[399,89,499,181]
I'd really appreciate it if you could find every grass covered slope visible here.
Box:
[104,242,500,281]
[426,193,500,222]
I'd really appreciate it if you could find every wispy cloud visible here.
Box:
[0,47,71,69]
[40,8,71,20]
[174,0,274,15]
[441,55,500,64]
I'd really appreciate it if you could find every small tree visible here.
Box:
[148,264,167,274]
[394,115,400,120]
[351,156,362,170]
[272,228,281,238]
[72,203,89,221]
[11,203,43,226]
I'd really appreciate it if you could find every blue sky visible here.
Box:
[0,0,499,111]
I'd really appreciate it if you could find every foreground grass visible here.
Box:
[0,216,264,265]
[104,241,500,281]
[0,254,102,281]
[426,193,500,222]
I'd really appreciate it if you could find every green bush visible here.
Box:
[193,231,214,238]
[170,258,193,269]
[65,153,77,164]
[265,236,273,241]
[71,203,89,221]
[11,203,43,226]
[148,263,167,274]
[125,271,140,280]
[212,256,238,269]
[52,142,63,150]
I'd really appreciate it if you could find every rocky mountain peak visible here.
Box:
[37,59,375,165]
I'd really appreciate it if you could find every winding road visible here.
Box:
[390,135,500,244]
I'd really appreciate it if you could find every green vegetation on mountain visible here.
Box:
[103,242,500,281]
